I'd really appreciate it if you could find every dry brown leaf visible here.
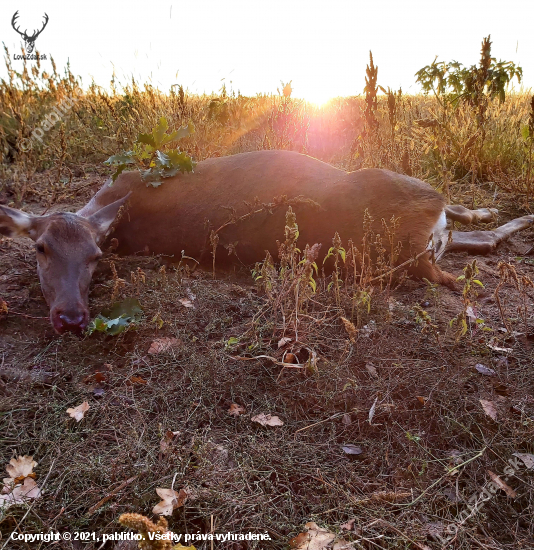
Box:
[179,298,195,309]
[278,337,292,348]
[512,453,534,469]
[341,444,363,455]
[228,403,245,417]
[251,413,284,427]
[148,337,181,355]
[487,470,517,497]
[342,414,352,426]
[67,401,90,422]
[340,317,357,341]
[416,396,426,405]
[422,521,445,538]
[5,455,37,481]
[0,477,41,508]
[129,376,147,385]
[475,363,496,376]
[365,362,378,378]
[152,487,188,516]
[480,399,498,421]
[290,522,354,550]
[283,353,298,364]
[159,430,180,455]
[340,519,355,531]
[289,532,310,548]
[290,522,335,550]
[94,372,107,383]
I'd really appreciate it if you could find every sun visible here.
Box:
[294,84,336,107]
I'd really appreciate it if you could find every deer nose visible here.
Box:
[52,309,88,335]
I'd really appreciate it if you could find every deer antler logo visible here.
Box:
[11,11,49,54]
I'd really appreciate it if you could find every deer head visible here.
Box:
[0,196,129,335]
[11,11,49,54]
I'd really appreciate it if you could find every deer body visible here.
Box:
[2,150,533,334]
[79,150,452,283]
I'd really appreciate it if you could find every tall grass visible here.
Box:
[1,44,533,207]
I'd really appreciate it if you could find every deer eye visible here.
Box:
[35,243,45,254]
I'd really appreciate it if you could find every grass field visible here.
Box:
[1,44,534,550]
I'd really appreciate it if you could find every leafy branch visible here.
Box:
[104,117,195,187]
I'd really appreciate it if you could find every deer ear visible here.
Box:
[0,205,41,239]
[87,194,130,242]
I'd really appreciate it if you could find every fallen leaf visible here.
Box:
[416,396,426,405]
[179,298,195,309]
[278,337,292,348]
[487,470,517,498]
[365,362,378,378]
[342,414,352,426]
[67,401,90,422]
[228,404,245,417]
[290,522,335,550]
[148,337,182,355]
[368,397,378,424]
[340,317,357,341]
[475,363,496,376]
[152,487,188,516]
[159,431,180,455]
[480,399,498,421]
[512,453,534,469]
[5,456,37,482]
[94,372,107,383]
[465,305,477,322]
[0,477,41,508]
[491,380,510,396]
[340,519,355,531]
[88,298,143,336]
[283,353,298,364]
[251,414,284,427]
[129,376,147,385]
[422,521,445,538]
[342,444,363,455]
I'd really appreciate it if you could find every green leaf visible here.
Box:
[136,132,156,148]
[152,117,169,148]
[160,122,195,146]
[110,163,128,183]
[104,152,135,166]
[521,124,530,141]
[155,150,171,168]
[87,298,143,336]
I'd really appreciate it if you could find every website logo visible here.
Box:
[11,11,49,54]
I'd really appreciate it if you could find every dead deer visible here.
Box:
[1,150,533,334]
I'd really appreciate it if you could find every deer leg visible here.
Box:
[443,215,534,256]
[445,205,498,225]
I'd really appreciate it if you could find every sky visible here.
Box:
[0,0,532,104]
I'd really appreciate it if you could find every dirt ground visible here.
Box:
[1,169,534,550]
